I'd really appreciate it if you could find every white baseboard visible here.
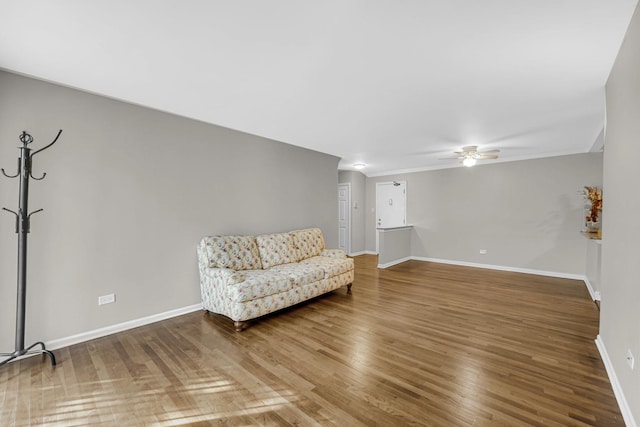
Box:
[583,278,602,301]
[377,256,412,269]
[364,251,378,255]
[583,277,597,301]
[411,256,586,281]
[46,303,202,351]
[349,250,367,256]
[595,335,637,427]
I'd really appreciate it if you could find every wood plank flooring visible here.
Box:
[0,255,624,426]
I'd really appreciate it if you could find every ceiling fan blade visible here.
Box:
[441,146,501,162]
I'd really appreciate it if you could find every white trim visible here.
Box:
[595,335,637,427]
[378,256,412,269]
[583,277,597,301]
[46,303,202,351]
[410,256,585,280]
[349,250,367,256]
[376,225,413,232]
[364,251,378,255]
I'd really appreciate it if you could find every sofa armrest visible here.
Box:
[321,249,347,259]
[204,267,246,286]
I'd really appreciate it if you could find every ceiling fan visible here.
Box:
[441,145,500,167]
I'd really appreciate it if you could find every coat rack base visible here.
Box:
[0,342,56,367]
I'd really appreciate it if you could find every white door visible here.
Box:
[376,181,406,228]
[338,183,351,254]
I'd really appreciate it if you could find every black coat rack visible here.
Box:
[1,130,62,367]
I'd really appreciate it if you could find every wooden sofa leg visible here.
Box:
[347,283,352,294]
[234,321,248,332]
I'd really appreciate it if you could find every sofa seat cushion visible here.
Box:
[256,233,299,268]
[299,256,354,279]
[202,236,262,271]
[320,249,347,259]
[269,263,326,286]
[227,270,294,303]
[290,228,325,260]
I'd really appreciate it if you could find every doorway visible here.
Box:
[338,183,351,254]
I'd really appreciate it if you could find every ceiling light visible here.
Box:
[353,163,366,170]
[462,157,476,167]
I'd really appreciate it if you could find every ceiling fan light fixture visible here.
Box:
[462,157,476,167]
[439,145,499,166]
[353,163,366,170]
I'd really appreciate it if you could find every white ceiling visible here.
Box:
[1,1,637,176]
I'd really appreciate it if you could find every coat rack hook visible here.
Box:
[1,159,21,178]
[28,209,44,218]
[30,129,62,157]
[30,171,47,181]
[2,207,18,217]
[2,208,19,233]
[29,130,62,180]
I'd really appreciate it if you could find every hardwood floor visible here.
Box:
[0,255,623,426]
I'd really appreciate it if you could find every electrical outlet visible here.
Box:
[98,293,116,306]
[626,349,635,370]
[479,249,487,254]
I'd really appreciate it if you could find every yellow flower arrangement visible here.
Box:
[584,186,602,223]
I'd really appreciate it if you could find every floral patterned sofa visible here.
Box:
[197,228,354,331]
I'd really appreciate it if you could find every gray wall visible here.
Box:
[377,228,412,266]
[602,3,640,422]
[0,71,339,348]
[338,170,366,254]
[366,153,603,275]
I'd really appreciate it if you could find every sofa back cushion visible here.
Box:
[290,228,325,260]
[202,235,262,271]
[256,232,298,268]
